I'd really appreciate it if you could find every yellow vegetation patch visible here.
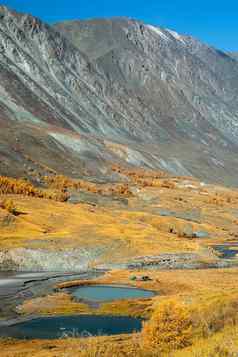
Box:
[95,268,238,296]
[142,299,193,353]
[17,293,90,316]
[0,176,68,201]
[0,194,205,260]
[174,325,238,357]
[44,174,133,197]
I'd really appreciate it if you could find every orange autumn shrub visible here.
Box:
[159,179,176,189]
[111,164,166,180]
[206,191,238,206]
[142,299,192,353]
[0,176,44,197]
[111,164,174,190]
[44,175,133,197]
[0,176,68,202]
[43,175,75,190]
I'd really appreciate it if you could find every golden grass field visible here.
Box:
[1,170,238,356]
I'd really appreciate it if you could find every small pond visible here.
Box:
[213,243,238,259]
[0,315,142,340]
[70,285,155,302]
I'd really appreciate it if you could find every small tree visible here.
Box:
[142,299,192,353]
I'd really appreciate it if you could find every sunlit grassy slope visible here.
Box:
[1,171,238,262]
[2,169,238,355]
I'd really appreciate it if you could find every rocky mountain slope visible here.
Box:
[1,6,238,184]
[228,52,238,60]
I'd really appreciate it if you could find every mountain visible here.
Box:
[1,6,238,185]
[228,52,238,61]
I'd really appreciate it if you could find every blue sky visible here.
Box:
[1,0,237,51]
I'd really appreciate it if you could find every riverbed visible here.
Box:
[0,270,102,322]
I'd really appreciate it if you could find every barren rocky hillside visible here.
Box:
[229,52,238,60]
[0,6,238,184]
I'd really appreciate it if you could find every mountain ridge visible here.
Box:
[0,7,238,184]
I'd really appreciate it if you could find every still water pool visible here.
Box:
[71,285,155,302]
[0,315,142,339]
